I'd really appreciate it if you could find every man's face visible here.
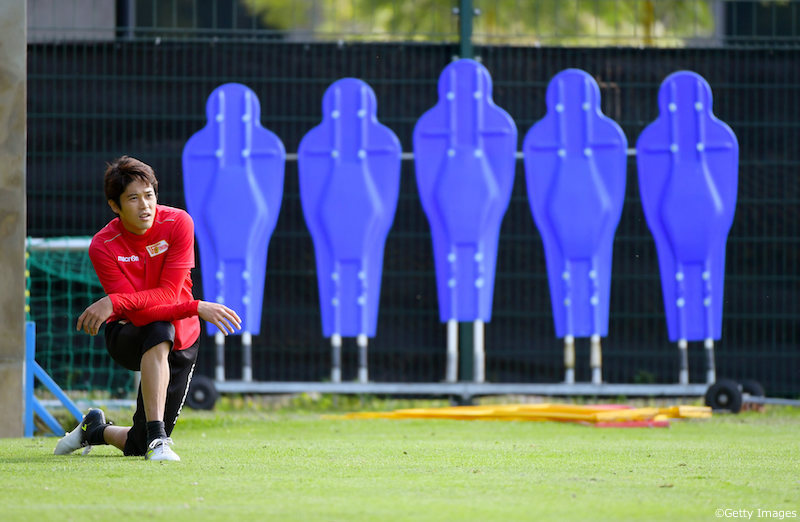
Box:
[108,179,156,234]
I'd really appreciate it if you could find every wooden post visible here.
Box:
[0,0,27,438]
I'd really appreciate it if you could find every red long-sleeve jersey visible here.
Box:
[89,204,200,351]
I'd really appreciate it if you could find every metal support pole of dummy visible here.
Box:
[215,331,225,382]
[564,335,575,384]
[704,338,715,384]
[473,319,485,383]
[357,333,368,384]
[242,331,253,382]
[590,334,602,385]
[678,338,688,385]
[446,319,458,382]
[331,334,342,383]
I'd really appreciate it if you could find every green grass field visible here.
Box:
[1,398,798,521]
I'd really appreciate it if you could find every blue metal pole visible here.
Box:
[24,320,82,437]
[34,363,82,422]
[24,321,35,437]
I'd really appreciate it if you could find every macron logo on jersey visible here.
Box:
[117,255,140,262]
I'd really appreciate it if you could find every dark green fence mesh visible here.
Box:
[26,239,135,394]
[26,0,800,396]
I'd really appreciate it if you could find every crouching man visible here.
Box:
[55,156,241,461]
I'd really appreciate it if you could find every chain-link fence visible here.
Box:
[26,0,800,396]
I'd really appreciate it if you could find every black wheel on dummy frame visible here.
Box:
[740,379,765,398]
[704,378,743,413]
[186,374,219,410]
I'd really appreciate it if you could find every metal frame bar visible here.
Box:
[25,322,82,437]
[214,380,710,400]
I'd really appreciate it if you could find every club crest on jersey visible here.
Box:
[146,240,169,257]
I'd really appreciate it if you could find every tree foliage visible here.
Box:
[241,0,715,45]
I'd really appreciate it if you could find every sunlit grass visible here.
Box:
[2,399,798,521]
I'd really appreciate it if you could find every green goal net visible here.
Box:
[26,237,136,397]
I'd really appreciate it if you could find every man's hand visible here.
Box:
[198,301,243,335]
[76,296,114,336]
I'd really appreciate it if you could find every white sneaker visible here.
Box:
[54,408,107,456]
[145,437,181,461]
